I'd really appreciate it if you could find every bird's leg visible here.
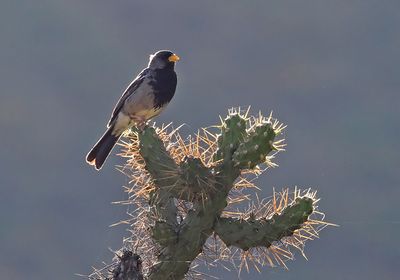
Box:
[131,116,147,131]
[136,122,147,131]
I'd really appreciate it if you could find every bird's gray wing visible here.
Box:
[108,68,150,127]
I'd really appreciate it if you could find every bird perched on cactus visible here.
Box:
[86,50,180,170]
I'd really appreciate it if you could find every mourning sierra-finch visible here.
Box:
[86,50,179,170]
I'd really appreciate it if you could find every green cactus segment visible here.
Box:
[179,157,215,199]
[215,197,314,250]
[151,220,177,247]
[214,114,247,162]
[148,188,178,230]
[139,127,215,201]
[138,127,182,190]
[232,123,276,169]
[138,127,179,235]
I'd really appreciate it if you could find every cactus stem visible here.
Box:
[96,109,332,280]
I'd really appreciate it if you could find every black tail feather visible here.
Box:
[86,126,119,170]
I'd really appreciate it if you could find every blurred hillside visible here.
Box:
[0,1,399,279]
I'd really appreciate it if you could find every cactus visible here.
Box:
[89,108,332,280]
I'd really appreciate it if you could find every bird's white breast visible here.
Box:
[112,77,165,135]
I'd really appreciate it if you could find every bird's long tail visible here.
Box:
[86,125,120,170]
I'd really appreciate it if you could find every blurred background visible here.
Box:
[1,0,399,279]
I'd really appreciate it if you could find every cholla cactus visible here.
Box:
[89,108,332,280]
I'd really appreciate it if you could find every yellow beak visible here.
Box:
[168,54,180,62]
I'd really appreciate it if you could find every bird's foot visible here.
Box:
[136,121,148,131]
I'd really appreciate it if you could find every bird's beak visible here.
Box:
[168,54,180,62]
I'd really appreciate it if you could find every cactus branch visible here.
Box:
[232,122,276,169]
[138,127,179,238]
[214,197,314,250]
[214,114,247,163]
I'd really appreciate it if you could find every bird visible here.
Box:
[86,50,180,170]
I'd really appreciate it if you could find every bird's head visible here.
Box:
[148,50,180,70]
